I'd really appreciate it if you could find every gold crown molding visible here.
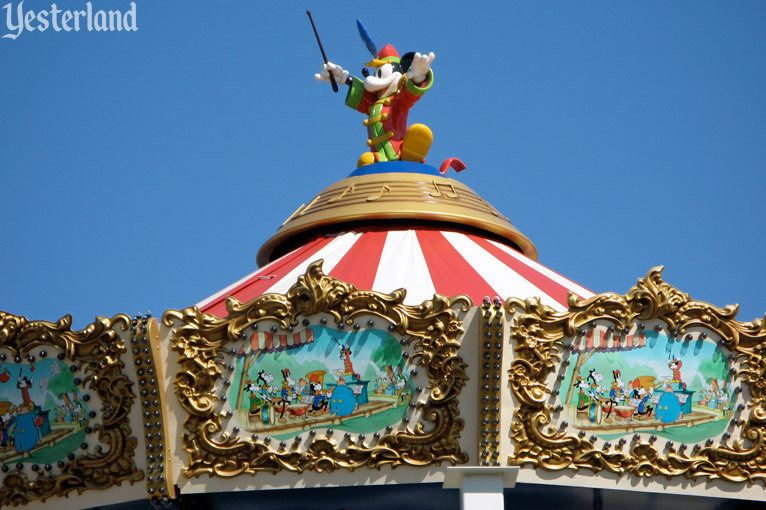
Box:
[0,312,142,506]
[162,260,472,478]
[504,267,766,483]
[256,172,537,265]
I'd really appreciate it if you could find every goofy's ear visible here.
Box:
[400,52,415,74]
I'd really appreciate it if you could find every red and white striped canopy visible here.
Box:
[197,227,594,317]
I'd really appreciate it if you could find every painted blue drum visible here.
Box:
[262,403,274,425]
[588,402,602,424]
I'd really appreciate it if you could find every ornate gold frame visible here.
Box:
[163,260,471,478]
[505,267,766,483]
[0,312,142,506]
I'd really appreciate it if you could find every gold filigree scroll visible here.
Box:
[163,260,471,478]
[505,266,766,484]
[0,312,142,506]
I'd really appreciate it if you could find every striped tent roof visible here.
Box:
[197,226,594,318]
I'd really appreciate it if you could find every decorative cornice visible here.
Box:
[163,260,472,478]
[505,266,766,483]
[0,312,142,505]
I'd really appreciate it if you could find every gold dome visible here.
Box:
[257,164,537,266]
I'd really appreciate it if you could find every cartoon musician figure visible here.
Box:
[668,356,684,387]
[311,17,465,174]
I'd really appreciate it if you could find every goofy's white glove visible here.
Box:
[315,62,349,85]
[407,52,435,84]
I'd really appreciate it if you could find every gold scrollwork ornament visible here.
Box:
[505,266,766,483]
[163,260,471,478]
[0,312,142,506]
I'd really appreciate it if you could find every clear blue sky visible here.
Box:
[2,1,764,329]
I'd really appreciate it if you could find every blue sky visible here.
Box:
[1,2,764,329]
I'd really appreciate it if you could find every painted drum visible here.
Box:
[262,404,275,425]
[287,403,310,417]
[614,405,637,419]
[588,402,603,424]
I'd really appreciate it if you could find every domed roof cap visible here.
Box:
[257,162,538,266]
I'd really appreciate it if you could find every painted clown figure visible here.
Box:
[316,42,435,168]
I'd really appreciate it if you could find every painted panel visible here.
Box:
[165,260,470,479]
[504,267,766,497]
[228,326,412,440]
[560,330,731,443]
[0,359,89,467]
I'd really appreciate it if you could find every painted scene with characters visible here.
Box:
[0,357,90,467]
[559,328,732,443]
[228,325,413,440]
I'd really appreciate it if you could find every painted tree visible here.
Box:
[371,335,402,370]
[698,355,727,383]
[47,362,75,397]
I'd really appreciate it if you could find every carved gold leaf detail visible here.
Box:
[0,311,142,505]
[163,260,471,478]
[505,266,766,483]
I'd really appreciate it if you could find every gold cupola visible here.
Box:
[257,162,537,266]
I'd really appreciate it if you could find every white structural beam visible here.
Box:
[443,467,520,510]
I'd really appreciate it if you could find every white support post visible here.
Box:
[443,467,519,510]
[460,472,504,509]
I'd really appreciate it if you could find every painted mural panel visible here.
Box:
[0,358,89,466]
[228,326,413,440]
[559,329,732,443]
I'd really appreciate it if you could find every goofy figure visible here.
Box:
[315,20,435,168]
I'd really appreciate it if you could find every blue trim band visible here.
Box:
[348,161,441,177]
